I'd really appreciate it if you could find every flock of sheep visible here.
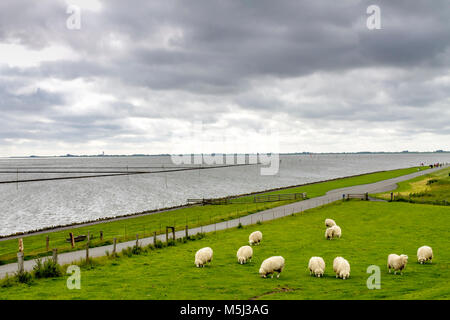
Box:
[194,219,434,279]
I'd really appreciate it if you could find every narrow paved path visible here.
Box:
[0,166,446,279]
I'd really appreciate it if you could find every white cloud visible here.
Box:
[0,43,79,68]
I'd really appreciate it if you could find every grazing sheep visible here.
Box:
[249,231,263,245]
[236,245,253,264]
[417,246,433,264]
[195,247,213,267]
[333,257,350,279]
[308,257,325,277]
[325,218,336,227]
[387,254,408,274]
[325,227,333,239]
[331,225,341,238]
[325,225,341,239]
[259,256,285,278]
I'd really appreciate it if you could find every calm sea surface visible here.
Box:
[0,153,449,236]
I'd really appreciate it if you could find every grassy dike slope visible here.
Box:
[376,167,450,204]
[0,166,427,265]
[1,200,448,300]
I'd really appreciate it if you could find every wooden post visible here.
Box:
[100,231,103,241]
[87,231,90,242]
[185,225,188,238]
[390,192,393,201]
[18,238,24,253]
[365,193,369,201]
[46,236,49,251]
[113,238,117,255]
[135,234,139,247]
[153,231,157,244]
[17,252,24,273]
[165,227,169,243]
[52,248,58,264]
[172,227,175,241]
[86,242,89,262]
[70,232,75,249]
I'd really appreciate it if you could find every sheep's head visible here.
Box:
[400,255,408,264]
[259,268,266,278]
[315,269,324,277]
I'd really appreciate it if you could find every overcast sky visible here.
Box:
[0,0,449,156]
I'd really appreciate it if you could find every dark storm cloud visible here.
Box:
[0,0,449,153]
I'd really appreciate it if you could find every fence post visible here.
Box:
[113,238,117,255]
[153,231,157,244]
[17,252,24,273]
[136,234,139,247]
[165,227,169,243]
[18,238,24,253]
[172,228,176,241]
[100,231,103,241]
[86,242,89,262]
[46,236,49,251]
[52,248,58,264]
[185,225,189,238]
[70,232,75,249]
[87,231,90,242]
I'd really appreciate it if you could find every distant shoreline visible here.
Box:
[1,151,449,159]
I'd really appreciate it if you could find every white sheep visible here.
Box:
[325,225,341,239]
[259,256,285,278]
[333,257,350,279]
[236,245,253,264]
[195,247,213,267]
[387,254,408,274]
[325,218,336,227]
[308,257,325,277]
[417,246,433,264]
[249,231,263,245]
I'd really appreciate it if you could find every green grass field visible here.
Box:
[0,166,427,265]
[376,167,450,205]
[1,199,448,300]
